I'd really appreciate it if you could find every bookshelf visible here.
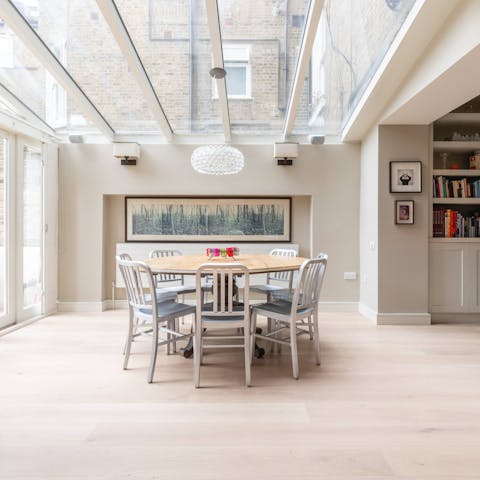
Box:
[430,109,480,314]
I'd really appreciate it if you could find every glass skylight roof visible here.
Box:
[0,0,419,141]
[114,0,222,134]
[218,0,310,135]
[10,0,160,133]
[295,0,417,136]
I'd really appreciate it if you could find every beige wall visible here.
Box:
[58,143,361,305]
[378,125,430,314]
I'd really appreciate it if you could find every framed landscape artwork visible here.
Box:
[389,160,422,193]
[125,197,291,242]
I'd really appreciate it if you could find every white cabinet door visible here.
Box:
[469,245,480,312]
[429,241,480,313]
[430,244,465,312]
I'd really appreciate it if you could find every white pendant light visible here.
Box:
[191,145,245,175]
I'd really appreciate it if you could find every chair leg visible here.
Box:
[276,320,282,354]
[173,317,179,353]
[250,310,257,364]
[244,317,251,386]
[148,322,159,383]
[289,319,299,380]
[312,311,321,366]
[123,313,134,370]
[307,315,314,340]
[194,320,201,388]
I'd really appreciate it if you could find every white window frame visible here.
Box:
[212,44,251,99]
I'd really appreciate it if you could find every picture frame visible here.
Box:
[125,196,291,242]
[395,200,414,225]
[389,160,422,193]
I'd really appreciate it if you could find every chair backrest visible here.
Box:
[267,248,298,286]
[292,254,328,311]
[116,256,157,316]
[196,263,249,319]
[149,249,182,283]
[119,253,132,260]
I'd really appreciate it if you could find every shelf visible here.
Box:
[435,113,480,125]
[432,198,480,204]
[433,169,480,176]
[433,141,480,151]
[430,237,480,243]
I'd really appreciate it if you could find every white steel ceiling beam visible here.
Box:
[0,0,114,140]
[205,0,231,142]
[0,82,57,136]
[283,0,324,139]
[96,0,173,141]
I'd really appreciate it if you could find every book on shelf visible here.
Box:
[433,206,480,237]
[433,175,480,198]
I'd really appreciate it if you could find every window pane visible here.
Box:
[114,0,223,134]
[11,0,159,133]
[218,0,310,135]
[0,22,100,134]
[23,146,42,309]
[294,0,417,136]
[226,66,247,96]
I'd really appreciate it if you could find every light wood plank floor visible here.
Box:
[1,311,480,479]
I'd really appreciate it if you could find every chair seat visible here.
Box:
[137,301,195,319]
[159,285,196,295]
[252,299,313,317]
[200,302,245,322]
[250,283,287,294]
[145,291,177,303]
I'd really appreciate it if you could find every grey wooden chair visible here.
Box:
[117,256,195,383]
[149,249,196,297]
[194,263,251,388]
[250,248,297,299]
[250,254,328,379]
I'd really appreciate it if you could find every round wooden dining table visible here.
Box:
[144,253,309,359]
[144,253,309,275]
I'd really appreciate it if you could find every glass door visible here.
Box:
[0,134,9,328]
[18,144,43,320]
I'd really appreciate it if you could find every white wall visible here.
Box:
[382,0,480,125]
[359,126,379,316]
[58,143,361,308]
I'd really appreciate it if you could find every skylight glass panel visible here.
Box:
[294,0,417,137]
[217,0,310,135]
[10,0,159,133]
[0,21,98,134]
[114,0,223,134]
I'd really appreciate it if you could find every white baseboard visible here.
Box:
[358,303,431,325]
[0,314,45,337]
[431,313,480,324]
[358,303,378,323]
[318,301,358,312]
[376,313,431,325]
[57,301,108,312]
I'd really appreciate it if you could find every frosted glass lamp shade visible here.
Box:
[191,145,244,175]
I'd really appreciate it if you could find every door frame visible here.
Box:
[0,128,16,329]
[15,136,44,322]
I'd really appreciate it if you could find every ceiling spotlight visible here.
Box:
[385,0,402,10]
[209,67,227,79]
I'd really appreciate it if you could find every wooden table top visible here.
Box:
[145,253,309,275]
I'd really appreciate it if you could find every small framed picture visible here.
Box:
[395,200,414,224]
[390,160,422,193]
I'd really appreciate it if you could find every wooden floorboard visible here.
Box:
[1,311,479,479]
